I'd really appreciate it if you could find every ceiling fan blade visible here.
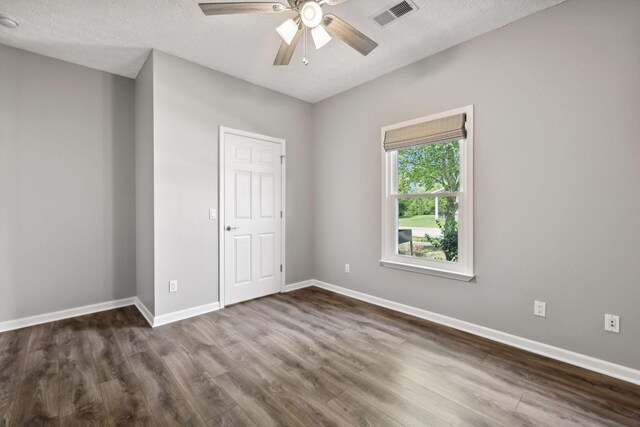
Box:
[320,0,351,5]
[274,26,303,65]
[199,2,288,15]
[322,14,378,56]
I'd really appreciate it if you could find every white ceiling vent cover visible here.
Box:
[371,0,419,29]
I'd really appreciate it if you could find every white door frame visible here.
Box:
[218,126,286,309]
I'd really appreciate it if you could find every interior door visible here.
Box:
[224,131,283,305]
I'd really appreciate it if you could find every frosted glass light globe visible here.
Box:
[300,2,322,28]
[276,18,299,45]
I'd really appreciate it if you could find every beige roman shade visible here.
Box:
[384,113,467,151]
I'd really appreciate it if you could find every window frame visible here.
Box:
[380,105,474,282]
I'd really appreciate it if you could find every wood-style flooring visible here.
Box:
[1,287,639,426]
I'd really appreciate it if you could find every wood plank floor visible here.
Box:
[1,287,639,426]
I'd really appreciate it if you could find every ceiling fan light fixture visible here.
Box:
[311,25,331,49]
[198,1,379,66]
[300,2,323,28]
[276,18,298,45]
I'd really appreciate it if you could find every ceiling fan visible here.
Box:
[198,0,378,66]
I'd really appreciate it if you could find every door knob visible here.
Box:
[226,226,239,231]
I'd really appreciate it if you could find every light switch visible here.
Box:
[209,208,217,220]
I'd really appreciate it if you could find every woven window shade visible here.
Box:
[384,113,467,151]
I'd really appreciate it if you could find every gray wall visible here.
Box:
[135,53,156,315]
[151,50,314,316]
[312,0,640,370]
[0,44,136,322]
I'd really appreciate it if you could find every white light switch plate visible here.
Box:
[209,208,217,220]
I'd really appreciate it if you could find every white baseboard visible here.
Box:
[0,297,136,333]
[134,298,155,327]
[139,301,221,327]
[311,280,640,386]
[0,296,221,332]
[283,280,314,292]
[4,280,637,386]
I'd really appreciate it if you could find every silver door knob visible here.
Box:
[226,226,239,231]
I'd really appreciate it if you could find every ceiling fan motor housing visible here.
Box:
[300,1,323,28]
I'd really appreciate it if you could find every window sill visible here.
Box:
[379,259,474,282]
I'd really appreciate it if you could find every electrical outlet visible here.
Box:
[345,264,350,273]
[605,314,620,333]
[534,301,546,317]
[169,280,178,293]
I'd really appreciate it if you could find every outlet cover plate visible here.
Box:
[534,301,546,318]
[605,314,620,333]
[169,280,178,293]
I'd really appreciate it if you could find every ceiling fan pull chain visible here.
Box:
[302,26,309,66]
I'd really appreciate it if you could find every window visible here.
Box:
[380,106,473,281]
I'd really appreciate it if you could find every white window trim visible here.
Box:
[380,105,474,282]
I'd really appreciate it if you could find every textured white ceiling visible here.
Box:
[0,0,564,103]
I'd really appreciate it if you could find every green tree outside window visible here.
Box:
[397,140,460,261]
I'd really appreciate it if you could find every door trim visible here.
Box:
[218,126,286,309]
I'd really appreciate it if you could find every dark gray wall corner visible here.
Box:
[135,52,156,315]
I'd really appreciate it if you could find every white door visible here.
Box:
[223,130,283,306]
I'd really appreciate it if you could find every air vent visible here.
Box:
[389,1,413,18]
[370,0,418,29]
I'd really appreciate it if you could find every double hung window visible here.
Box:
[380,106,474,281]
